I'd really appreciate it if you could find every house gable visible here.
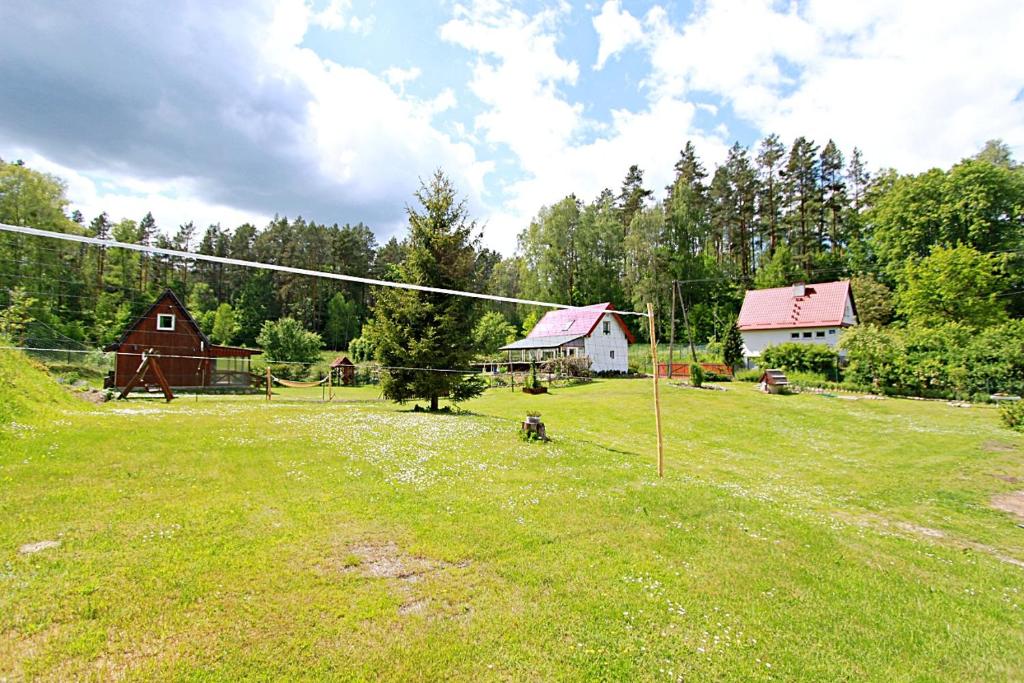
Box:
[104,289,211,352]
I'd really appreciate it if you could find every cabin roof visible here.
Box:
[524,303,636,343]
[104,289,210,352]
[103,289,257,357]
[737,280,854,331]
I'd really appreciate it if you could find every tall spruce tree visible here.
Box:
[368,170,485,411]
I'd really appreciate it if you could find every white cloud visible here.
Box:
[0,0,491,243]
[383,66,423,91]
[442,1,728,254]
[308,0,374,34]
[601,0,1024,171]
[441,0,582,172]
[591,0,645,70]
[15,149,269,234]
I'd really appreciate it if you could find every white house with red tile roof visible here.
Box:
[737,281,857,366]
[500,303,636,373]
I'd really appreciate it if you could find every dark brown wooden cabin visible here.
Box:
[330,355,355,386]
[103,289,260,389]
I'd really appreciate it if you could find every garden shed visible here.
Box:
[103,289,260,390]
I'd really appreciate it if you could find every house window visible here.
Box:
[816,331,825,338]
[156,314,176,331]
[610,350,615,359]
[829,329,836,335]
[790,332,799,339]
[603,320,611,335]
[802,332,812,338]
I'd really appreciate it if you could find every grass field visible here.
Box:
[2,354,1024,680]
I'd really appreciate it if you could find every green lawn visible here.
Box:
[2,368,1023,680]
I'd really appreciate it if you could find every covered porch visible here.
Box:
[209,345,261,387]
[499,334,587,366]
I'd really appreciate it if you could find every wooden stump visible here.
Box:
[521,421,548,440]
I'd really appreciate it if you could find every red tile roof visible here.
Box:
[527,303,636,343]
[737,281,853,331]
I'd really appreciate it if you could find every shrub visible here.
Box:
[542,356,592,378]
[760,343,839,376]
[735,368,762,382]
[256,318,322,365]
[348,335,374,363]
[1001,400,1024,432]
[702,370,733,382]
[690,363,704,387]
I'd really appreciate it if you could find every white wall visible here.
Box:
[741,326,845,361]
[843,297,858,325]
[584,313,630,372]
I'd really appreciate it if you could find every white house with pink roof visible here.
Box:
[737,281,858,367]
[500,303,636,373]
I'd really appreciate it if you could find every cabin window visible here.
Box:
[816,331,825,338]
[802,332,812,338]
[156,314,176,331]
[790,332,799,339]
[609,350,615,359]
[603,320,610,335]
[829,329,836,335]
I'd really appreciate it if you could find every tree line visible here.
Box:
[1,135,1021,357]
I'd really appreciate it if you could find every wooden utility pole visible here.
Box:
[676,281,699,363]
[668,281,677,378]
[647,302,664,478]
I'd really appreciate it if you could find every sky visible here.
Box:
[1,0,1022,255]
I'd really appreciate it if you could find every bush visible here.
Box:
[1001,400,1024,432]
[256,318,322,365]
[541,356,592,378]
[840,321,1024,399]
[760,343,839,376]
[702,370,733,382]
[690,363,704,387]
[735,368,762,382]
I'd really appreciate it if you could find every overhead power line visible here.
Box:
[0,223,650,317]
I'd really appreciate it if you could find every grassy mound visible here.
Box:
[0,346,81,428]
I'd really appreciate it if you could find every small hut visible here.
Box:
[330,356,356,386]
[759,369,789,394]
[104,289,260,390]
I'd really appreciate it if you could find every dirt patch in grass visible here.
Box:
[342,541,454,581]
[991,491,1024,522]
[18,540,60,555]
[398,598,429,615]
[983,441,1020,453]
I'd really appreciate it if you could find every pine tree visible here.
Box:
[665,142,709,258]
[137,212,157,291]
[819,140,847,253]
[367,170,485,411]
[617,165,653,235]
[781,137,821,274]
[756,134,786,255]
[88,212,111,287]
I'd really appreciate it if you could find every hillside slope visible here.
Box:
[0,347,81,429]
